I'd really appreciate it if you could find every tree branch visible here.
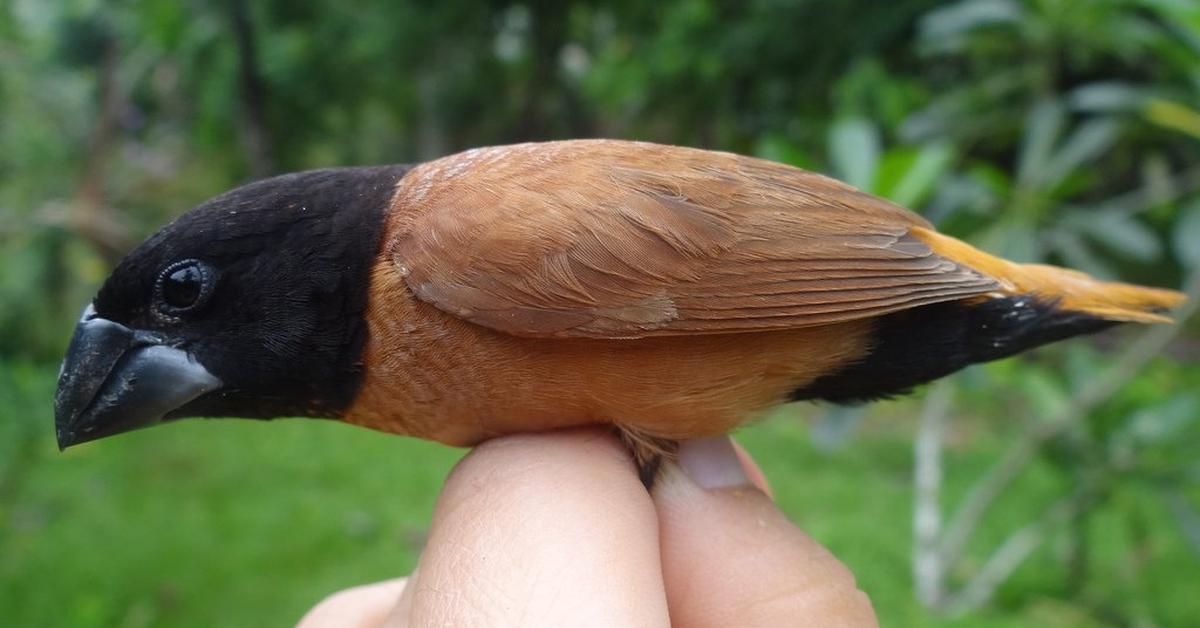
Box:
[913,381,952,607]
[942,488,1096,615]
[229,0,275,177]
[1165,489,1200,557]
[70,37,133,263]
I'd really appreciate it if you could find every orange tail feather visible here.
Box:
[910,227,1187,324]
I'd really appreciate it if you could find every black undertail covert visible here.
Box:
[792,295,1117,403]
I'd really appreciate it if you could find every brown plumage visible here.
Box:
[54,139,1186,465]
[342,140,1184,454]
[392,141,998,337]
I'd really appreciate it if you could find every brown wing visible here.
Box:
[387,140,999,338]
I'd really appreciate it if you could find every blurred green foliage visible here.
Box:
[1,0,1198,626]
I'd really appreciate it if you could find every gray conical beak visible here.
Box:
[54,305,221,449]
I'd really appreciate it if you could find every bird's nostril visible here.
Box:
[132,330,166,347]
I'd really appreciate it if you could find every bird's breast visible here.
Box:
[340,259,874,445]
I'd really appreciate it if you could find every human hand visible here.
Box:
[298,428,877,627]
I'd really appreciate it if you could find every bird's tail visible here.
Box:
[910,227,1186,324]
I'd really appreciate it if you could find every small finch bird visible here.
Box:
[54,140,1185,470]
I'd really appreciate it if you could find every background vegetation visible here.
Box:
[2,0,1198,625]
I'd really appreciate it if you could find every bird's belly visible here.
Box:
[343,291,872,446]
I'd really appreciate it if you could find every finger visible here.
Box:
[399,428,671,627]
[297,577,408,628]
[653,437,878,628]
[730,439,771,498]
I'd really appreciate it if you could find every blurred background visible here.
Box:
[2,0,1199,625]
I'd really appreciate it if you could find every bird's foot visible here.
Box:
[617,426,679,489]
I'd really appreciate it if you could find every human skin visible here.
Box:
[298,428,877,627]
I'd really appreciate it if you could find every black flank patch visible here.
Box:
[791,295,1117,404]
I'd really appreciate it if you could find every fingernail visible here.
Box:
[678,436,749,489]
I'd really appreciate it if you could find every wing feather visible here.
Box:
[389,140,998,338]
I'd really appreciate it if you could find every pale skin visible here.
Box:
[298,428,878,627]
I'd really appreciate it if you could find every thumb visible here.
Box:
[652,437,878,628]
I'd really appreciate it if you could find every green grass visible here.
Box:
[2,361,1197,627]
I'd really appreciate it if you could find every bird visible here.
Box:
[53,139,1186,475]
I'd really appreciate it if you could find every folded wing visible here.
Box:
[390,140,999,338]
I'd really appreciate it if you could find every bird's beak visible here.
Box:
[54,304,222,450]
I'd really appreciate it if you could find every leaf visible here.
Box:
[1144,99,1200,140]
[966,162,1014,198]
[884,142,955,208]
[923,172,998,224]
[1174,199,1200,269]
[1016,367,1069,418]
[1049,228,1119,279]
[1063,343,1103,391]
[828,116,880,191]
[980,220,1042,263]
[1068,82,1150,113]
[1075,210,1163,263]
[1163,490,1200,557]
[1116,395,1199,446]
[754,134,817,170]
[1042,118,1121,187]
[1016,100,1064,188]
[918,0,1023,53]
[873,148,917,201]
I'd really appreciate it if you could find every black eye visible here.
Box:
[156,259,215,315]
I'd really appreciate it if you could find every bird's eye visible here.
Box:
[156,259,215,315]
